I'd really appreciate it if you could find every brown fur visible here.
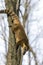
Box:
[1,9,29,55]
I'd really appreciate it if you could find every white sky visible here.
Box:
[0,14,9,65]
[0,0,9,63]
[22,0,43,65]
[0,0,43,65]
[29,0,43,64]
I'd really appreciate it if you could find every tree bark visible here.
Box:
[4,0,22,65]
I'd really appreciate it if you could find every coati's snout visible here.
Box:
[21,43,28,55]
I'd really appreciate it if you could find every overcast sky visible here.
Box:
[0,0,43,65]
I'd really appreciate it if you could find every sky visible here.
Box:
[0,0,43,65]
[21,0,43,65]
[0,14,9,65]
[0,0,9,65]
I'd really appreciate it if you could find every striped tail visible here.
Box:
[0,8,20,23]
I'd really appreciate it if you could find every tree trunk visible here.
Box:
[5,0,22,65]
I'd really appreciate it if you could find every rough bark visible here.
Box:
[4,0,21,65]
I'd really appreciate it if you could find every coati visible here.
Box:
[0,9,35,55]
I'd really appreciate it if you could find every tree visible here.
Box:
[4,0,22,65]
[0,0,38,65]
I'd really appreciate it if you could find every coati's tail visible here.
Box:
[0,8,19,22]
[0,9,15,16]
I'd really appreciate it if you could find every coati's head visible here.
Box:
[21,42,29,55]
[16,38,29,55]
